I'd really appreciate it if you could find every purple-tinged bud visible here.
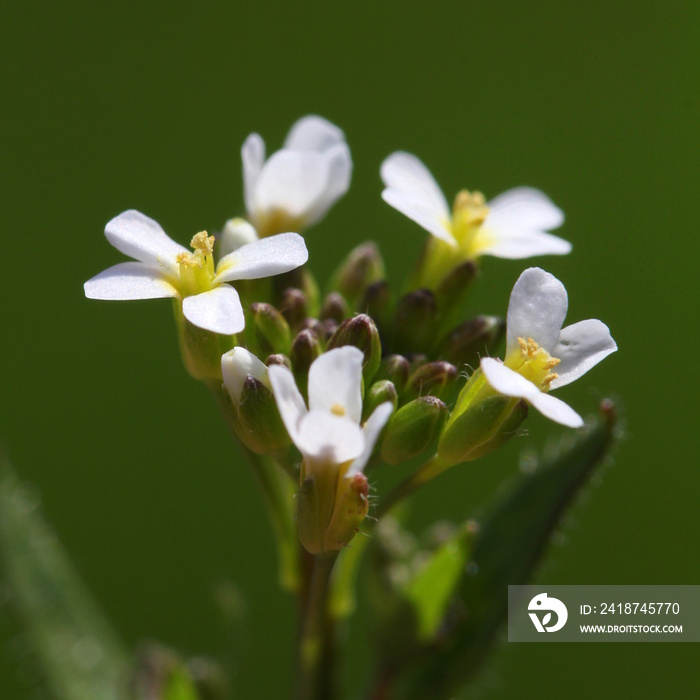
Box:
[393,289,437,355]
[375,354,411,394]
[329,242,385,308]
[321,292,350,324]
[439,316,505,369]
[290,329,323,398]
[327,314,382,384]
[279,288,308,332]
[404,361,459,401]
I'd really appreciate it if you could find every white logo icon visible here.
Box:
[528,593,568,633]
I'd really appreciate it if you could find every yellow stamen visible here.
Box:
[191,231,215,256]
[330,404,346,417]
[176,251,202,268]
[511,337,562,392]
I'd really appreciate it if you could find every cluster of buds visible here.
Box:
[85,115,617,557]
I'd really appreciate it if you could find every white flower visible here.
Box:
[242,115,352,236]
[380,151,571,260]
[268,347,393,476]
[84,210,308,335]
[481,267,617,427]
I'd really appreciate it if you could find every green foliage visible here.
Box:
[0,452,130,700]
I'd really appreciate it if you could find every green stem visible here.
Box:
[297,554,338,700]
[376,453,450,519]
[208,381,300,593]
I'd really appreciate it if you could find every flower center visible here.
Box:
[330,403,346,417]
[451,190,491,258]
[507,336,561,391]
[177,232,217,296]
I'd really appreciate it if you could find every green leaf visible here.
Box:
[384,400,619,700]
[402,526,471,640]
[0,451,130,700]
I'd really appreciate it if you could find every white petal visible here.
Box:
[283,115,346,152]
[218,218,259,258]
[549,319,617,389]
[528,390,584,427]
[104,210,187,273]
[506,267,568,356]
[222,347,269,402]
[269,364,308,445]
[307,347,364,423]
[486,187,564,231]
[381,188,456,245]
[347,402,394,476]
[478,228,572,259]
[481,358,583,428]
[380,152,451,222]
[297,410,364,464]
[181,286,245,335]
[84,262,179,300]
[214,232,308,282]
[302,142,353,228]
[253,150,330,218]
[242,133,266,216]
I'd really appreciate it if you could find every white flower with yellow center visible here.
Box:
[380,151,571,260]
[481,267,617,427]
[268,347,393,477]
[84,209,308,335]
[241,115,352,237]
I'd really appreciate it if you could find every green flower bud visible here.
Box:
[250,302,292,356]
[393,290,437,355]
[375,354,411,394]
[438,370,529,464]
[290,329,323,398]
[404,361,459,401]
[279,288,308,332]
[380,396,448,465]
[327,314,382,384]
[235,377,292,454]
[329,242,385,308]
[439,315,505,369]
[321,291,350,323]
[363,380,398,422]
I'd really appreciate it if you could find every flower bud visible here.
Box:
[404,361,459,402]
[290,329,323,398]
[439,315,505,369]
[375,354,411,394]
[362,380,398,422]
[320,292,350,324]
[327,314,382,384]
[218,218,258,258]
[279,288,308,332]
[266,353,292,369]
[359,280,392,335]
[380,396,448,465]
[250,302,292,356]
[438,389,528,465]
[329,242,385,308]
[393,289,437,355]
[434,260,478,328]
[221,347,290,454]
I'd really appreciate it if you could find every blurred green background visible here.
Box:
[1,2,698,698]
